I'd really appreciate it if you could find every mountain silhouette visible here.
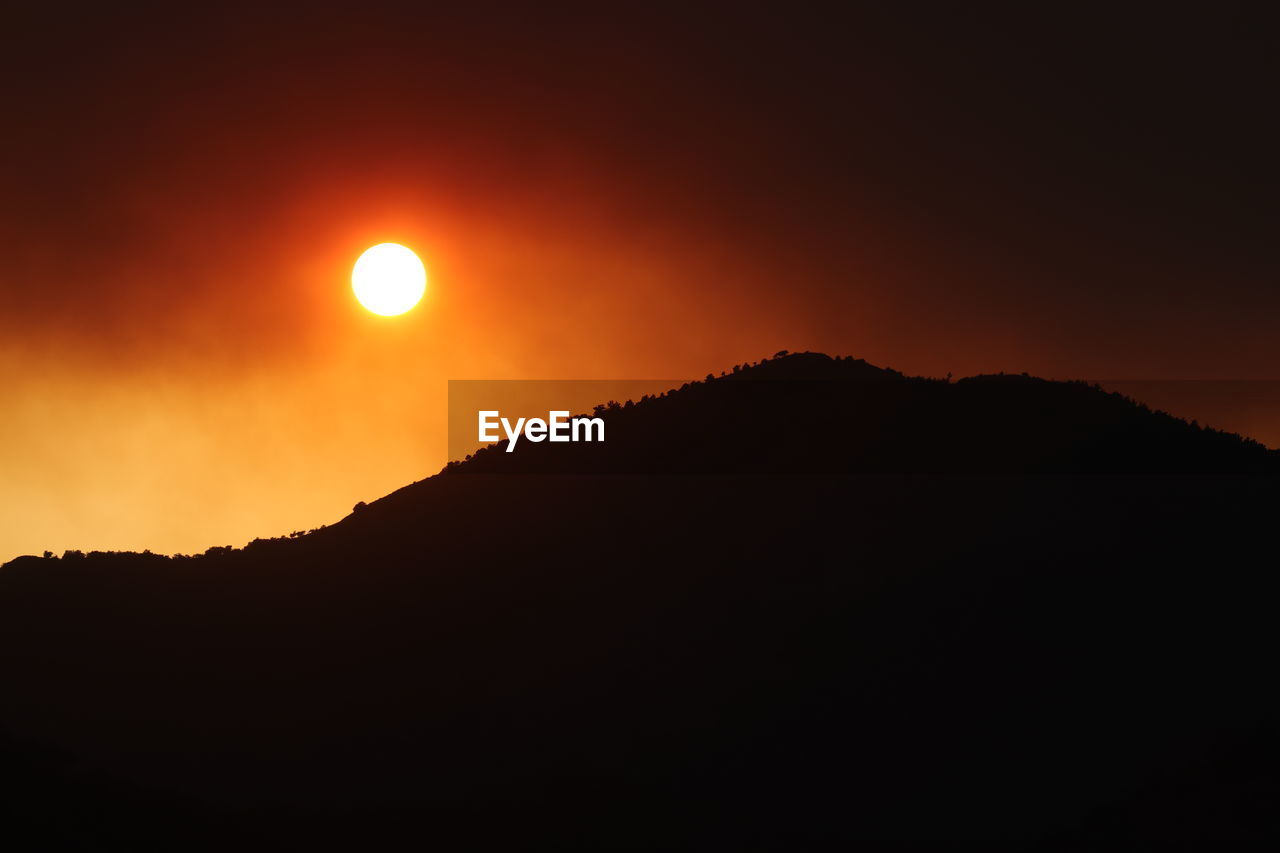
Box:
[2,352,1277,848]
[451,352,1274,475]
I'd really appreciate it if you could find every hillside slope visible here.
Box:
[2,352,1278,848]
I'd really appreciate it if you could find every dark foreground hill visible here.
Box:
[2,352,1279,848]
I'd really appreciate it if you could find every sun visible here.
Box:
[352,243,427,316]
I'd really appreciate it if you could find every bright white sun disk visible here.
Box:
[352,243,427,315]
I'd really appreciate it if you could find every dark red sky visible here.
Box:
[1,2,1277,557]
[5,2,1277,374]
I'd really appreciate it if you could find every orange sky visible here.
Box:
[2,4,1277,560]
[0,180,886,559]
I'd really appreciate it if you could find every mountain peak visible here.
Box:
[445,351,1272,478]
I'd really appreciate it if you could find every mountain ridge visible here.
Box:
[2,351,1277,847]
[6,350,1274,569]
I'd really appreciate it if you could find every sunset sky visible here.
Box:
[2,3,1277,559]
